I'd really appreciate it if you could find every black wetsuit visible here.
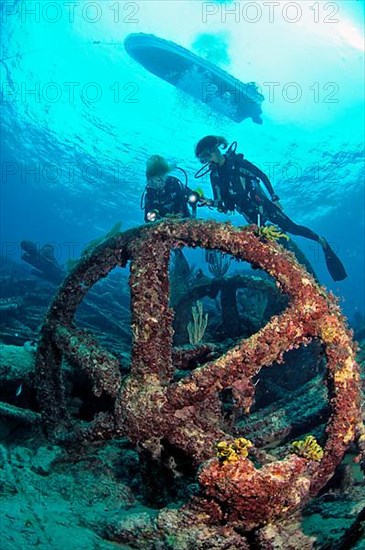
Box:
[144,176,192,222]
[209,152,320,242]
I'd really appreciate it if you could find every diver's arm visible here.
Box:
[242,159,279,201]
[207,172,225,209]
[144,191,160,222]
[144,203,156,222]
[144,194,151,222]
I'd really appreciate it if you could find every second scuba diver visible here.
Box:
[194,135,347,281]
[142,155,198,222]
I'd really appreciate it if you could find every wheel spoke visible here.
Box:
[53,326,122,398]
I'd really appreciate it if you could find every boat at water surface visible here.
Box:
[124,33,264,124]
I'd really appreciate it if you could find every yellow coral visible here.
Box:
[216,438,253,463]
[216,441,238,463]
[334,356,356,384]
[320,324,338,343]
[291,435,324,462]
[258,225,289,242]
[232,437,253,458]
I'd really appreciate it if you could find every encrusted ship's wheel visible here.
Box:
[36,219,360,527]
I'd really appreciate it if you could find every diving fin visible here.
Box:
[321,239,347,281]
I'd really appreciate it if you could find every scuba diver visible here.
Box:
[194,135,347,281]
[142,155,199,222]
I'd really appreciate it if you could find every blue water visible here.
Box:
[1,0,364,321]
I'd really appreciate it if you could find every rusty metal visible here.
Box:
[35,219,361,526]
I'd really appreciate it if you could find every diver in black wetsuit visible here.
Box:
[142,155,197,222]
[194,135,347,281]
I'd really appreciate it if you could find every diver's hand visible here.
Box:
[199,198,214,207]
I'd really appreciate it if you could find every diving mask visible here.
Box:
[198,150,214,164]
[148,175,167,190]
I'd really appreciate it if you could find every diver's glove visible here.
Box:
[199,198,214,207]
[199,197,224,210]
